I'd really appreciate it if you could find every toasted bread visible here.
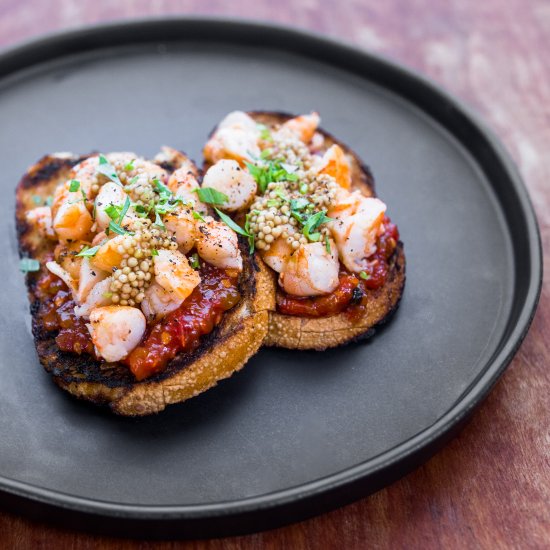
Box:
[16,152,275,416]
[205,111,405,350]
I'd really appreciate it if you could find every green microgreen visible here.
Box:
[245,159,299,194]
[69,180,80,192]
[325,234,331,253]
[19,258,40,272]
[302,210,334,242]
[215,208,252,239]
[194,187,229,205]
[359,271,371,280]
[97,154,122,186]
[244,212,255,254]
[192,211,206,222]
[190,253,200,269]
[76,244,102,258]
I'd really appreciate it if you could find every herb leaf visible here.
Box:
[97,154,122,186]
[154,211,165,229]
[194,187,228,205]
[108,220,131,236]
[302,211,334,242]
[214,208,251,238]
[325,234,331,253]
[359,271,371,280]
[19,258,40,272]
[190,253,200,269]
[192,211,206,222]
[69,180,80,192]
[76,244,102,258]
[245,159,299,193]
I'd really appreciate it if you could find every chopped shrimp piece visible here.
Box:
[279,240,339,296]
[153,249,201,301]
[77,258,108,303]
[94,182,128,231]
[91,235,127,272]
[70,157,100,199]
[167,168,209,214]
[327,189,364,220]
[26,206,56,240]
[54,241,86,279]
[141,282,184,321]
[52,197,93,241]
[203,123,260,166]
[318,144,352,190]
[330,197,386,273]
[88,306,146,362]
[46,261,77,296]
[202,160,257,213]
[261,236,293,273]
[218,111,258,132]
[196,218,243,271]
[163,207,197,254]
[310,132,325,153]
[74,277,113,318]
[281,112,320,143]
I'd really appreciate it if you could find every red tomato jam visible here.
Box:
[35,261,241,381]
[35,270,96,356]
[276,217,399,318]
[124,262,241,381]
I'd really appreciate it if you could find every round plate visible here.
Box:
[0,19,541,538]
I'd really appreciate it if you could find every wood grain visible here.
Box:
[0,1,549,548]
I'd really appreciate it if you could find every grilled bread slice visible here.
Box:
[16,151,274,416]
[205,111,405,350]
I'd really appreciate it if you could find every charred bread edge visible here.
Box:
[204,110,406,350]
[16,153,275,416]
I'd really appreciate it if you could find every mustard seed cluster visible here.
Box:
[107,218,178,307]
[247,128,338,251]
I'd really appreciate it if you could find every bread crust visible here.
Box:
[205,111,406,350]
[16,153,275,415]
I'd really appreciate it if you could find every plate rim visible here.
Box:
[0,16,542,535]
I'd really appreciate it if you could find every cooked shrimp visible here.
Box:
[261,236,293,273]
[281,112,320,143]
[46,261,77,296]
[70,157,100,198]
[203,125,260,165]
[217,111,258,132]
[317,144,352,190]
[167,168,209,214]
[54,241,85,279]
[94,182,129,231]
[76,258,108,303]
[88,306,146,362]
[91,235,127,272]
[330,197,386,273]
[74,277,113,318]
[153,249,201,301]
[202,160,257,213]
[26,206,55,240]
[327,189,364,220]
[140,282,184,321]
[52,195,93,241]
[279,241,339,296]
[195,218,243,271]
[163,207,197,254]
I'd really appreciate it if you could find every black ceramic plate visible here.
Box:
[0,19,541,538]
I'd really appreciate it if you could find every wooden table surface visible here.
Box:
[1,1,548,548]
